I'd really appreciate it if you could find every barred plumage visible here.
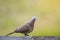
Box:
[5,16,36,36]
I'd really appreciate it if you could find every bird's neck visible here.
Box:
[31,19,36,24]
[28,19,36,27]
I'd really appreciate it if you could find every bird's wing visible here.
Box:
[15,24,29,33]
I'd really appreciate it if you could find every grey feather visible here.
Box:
[5,16,36,36]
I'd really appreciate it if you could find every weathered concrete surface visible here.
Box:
[33,36,60,40]
[0,36,60,40]
[0,36,33,40]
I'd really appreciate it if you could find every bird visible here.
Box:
[5,16,36,36]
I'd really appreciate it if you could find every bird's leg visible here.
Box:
[25,33,29,36]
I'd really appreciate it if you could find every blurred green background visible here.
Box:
[0,0,60,36]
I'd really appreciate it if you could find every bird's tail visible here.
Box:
[5,32,15,36]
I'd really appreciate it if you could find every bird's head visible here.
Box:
[32,16,36,21]
[26,16,36,25]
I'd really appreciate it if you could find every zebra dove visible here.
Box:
[5,16,36,36]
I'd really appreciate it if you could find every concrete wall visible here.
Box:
[0,36,60,40]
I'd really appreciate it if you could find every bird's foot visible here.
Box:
[25,34,29,36]
[26,35,29,36]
